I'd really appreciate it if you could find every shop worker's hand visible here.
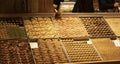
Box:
[114,2,119,7]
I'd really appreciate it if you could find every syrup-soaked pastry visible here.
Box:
[24,17,58,39]
[54,17,89,38]
[81,17,116,38]
[32,39,68,64]
[0,18,26,39]
[62,39,102,63]
[0,40,35,64]
[105,18,120,37]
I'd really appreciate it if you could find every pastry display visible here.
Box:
[54,17,89,38]
[62,39,102,62]
[0,15,120,64]
[32,39,68,64]
[92,38,120,60]
[24,17,58,39]
[0,18,26,39]
[0,40,35,64]
[105,18,120,37]
[81,17,116,38]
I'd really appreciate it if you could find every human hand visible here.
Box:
[114,2,119,7]
[53,4,58,8]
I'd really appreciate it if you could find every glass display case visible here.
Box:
[0,0,120,64]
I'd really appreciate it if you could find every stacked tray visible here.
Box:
[0,39,35,64]
[32,39,68,64]
[81,17,116,38]
[0,18,26,39]
[105,18,120,37]
[54,17,89,38]
[62,39,102,63]
[24,17,58,39]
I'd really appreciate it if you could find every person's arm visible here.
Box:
[100,0,114,9]
[115,0,119,2]
[61,0,64,2]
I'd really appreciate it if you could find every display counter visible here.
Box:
[0,13,120,64]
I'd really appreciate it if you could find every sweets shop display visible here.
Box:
[0,13,120,64]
